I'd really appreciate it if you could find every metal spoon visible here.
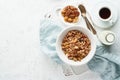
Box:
[78,4,97,34]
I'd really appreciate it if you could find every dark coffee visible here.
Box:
[99,7,111,19]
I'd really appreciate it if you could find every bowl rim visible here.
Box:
[56,26,96,66]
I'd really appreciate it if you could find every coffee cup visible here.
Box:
[98,7,114,24]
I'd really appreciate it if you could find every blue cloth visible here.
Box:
[40,19,120,80]
[88,46,120,80]
[40,19,63,64]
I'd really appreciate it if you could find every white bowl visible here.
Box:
[56,26,96,66]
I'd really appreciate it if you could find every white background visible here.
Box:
[0,0,119,80]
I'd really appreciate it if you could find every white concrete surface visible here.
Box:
[0,0,119,80]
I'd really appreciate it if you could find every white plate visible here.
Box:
[90,1,118,29]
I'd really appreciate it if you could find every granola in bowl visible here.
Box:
[61,5,80,23]
[61,30,91,61]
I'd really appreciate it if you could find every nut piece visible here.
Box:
[67,18,73,22]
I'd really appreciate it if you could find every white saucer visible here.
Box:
[90,1,118,29]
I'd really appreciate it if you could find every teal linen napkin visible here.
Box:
[40,18,63,64]
[40,19,120,80]
[88,46,120,80]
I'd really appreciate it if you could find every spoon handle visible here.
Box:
[83,17,91,31]
[84,16,97,34]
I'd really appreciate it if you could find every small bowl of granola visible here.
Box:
[59,5,81,25]
[56,26,96,66]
